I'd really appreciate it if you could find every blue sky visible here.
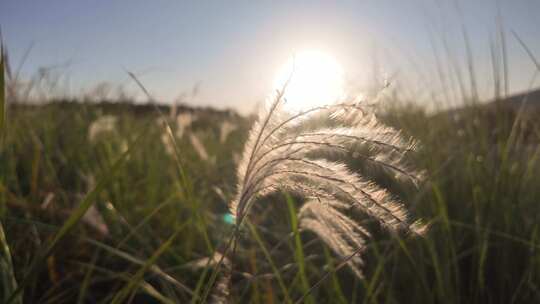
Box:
[2,0,539,113]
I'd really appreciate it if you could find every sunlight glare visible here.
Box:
[274,50,345,112]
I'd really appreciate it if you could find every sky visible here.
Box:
[2,0,540,113]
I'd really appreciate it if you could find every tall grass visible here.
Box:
[0,27,539,304]
[1,39,23,304]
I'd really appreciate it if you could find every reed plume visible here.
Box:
[201,88,427,302]
[232,91,424,222]
[227,87,427,279]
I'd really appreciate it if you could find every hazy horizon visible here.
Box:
[2,0,540,114]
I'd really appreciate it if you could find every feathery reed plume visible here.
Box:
[176,112,195,138]
[230,90,425,232]
[88,115,117,143]
[189,132,210,161]
[160,130,176,157]
[298,200,369,278]
[81,205,109,236]
[209,256,231,304]
[220,120,237,143]
[185,251,227,270]
[226,87,427,282]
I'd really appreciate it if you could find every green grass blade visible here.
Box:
[0,223,20,304]
[110,228,182,304]
[247,221,292,304]
[285,193,314,304]
[6,133,139,303]
[0,41,21,304]
[77,250,99,304]
[73,261,176,304]
[0,40,5,136]
[86,234,193,295]
[322,247,347,304]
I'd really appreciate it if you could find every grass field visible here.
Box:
[1,96,539,303]
[1,45,540,303]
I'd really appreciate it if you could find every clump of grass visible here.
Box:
[1,40,23,304]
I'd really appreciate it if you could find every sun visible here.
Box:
[274,50,345,112]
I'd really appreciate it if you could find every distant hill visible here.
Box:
[9,100,245,118]
[493,88,540,112]
[440,87,540,119]
[432,88,540,144]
